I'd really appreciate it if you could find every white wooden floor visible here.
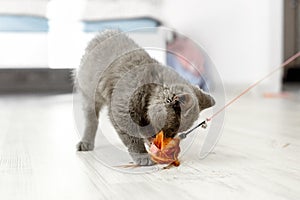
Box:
[0,93,299,200]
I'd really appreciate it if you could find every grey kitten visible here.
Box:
[75,30,215,166]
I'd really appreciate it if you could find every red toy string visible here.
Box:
[206,52,300,122]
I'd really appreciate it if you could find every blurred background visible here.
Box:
[0,0,298,94]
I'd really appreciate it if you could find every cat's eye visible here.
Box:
[166,98,172,103]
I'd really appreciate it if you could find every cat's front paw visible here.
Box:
[130,153,155,166]
[76,141,94,151]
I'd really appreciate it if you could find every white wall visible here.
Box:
[82,0,162,20]
[162,0,283,92]
[0,0,47,16]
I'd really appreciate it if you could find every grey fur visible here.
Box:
[75,30,215,165]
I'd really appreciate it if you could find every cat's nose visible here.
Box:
[173,95,179,101]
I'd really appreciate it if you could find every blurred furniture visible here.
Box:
[48,17,165,69]
[0,15,165,93]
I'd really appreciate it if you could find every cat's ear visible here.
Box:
[192,85,215,111]
[174,94,194,110]
[173,93,196,117]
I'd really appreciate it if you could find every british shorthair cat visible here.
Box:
[75,30,215,166]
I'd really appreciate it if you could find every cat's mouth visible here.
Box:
[149,130,177,140]
[145,130,181,166]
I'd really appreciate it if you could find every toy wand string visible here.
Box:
[179,51,300,140]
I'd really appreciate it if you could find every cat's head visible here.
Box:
[147,84,215,138]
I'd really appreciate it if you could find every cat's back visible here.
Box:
[80,29,139,67]
[76,30,145,97]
